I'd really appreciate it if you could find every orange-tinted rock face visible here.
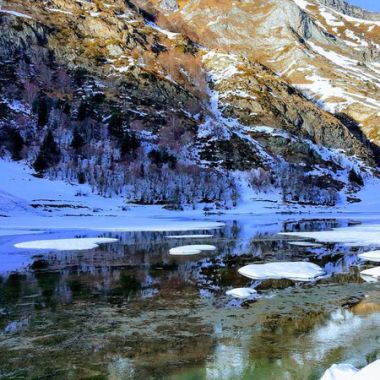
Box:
[147,0,380,146]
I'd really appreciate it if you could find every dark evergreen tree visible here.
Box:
[77,102,89,121]
[6,129,24,160]
[63,102,71,116]
[37,97,49,128]
[120,132,140,156]
[33,130,61,172]
[148,148,177,169]
[70,128,85,150]
[108,112,124,138]
[77,172,86,184]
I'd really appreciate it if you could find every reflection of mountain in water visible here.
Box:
[0,218,367,310]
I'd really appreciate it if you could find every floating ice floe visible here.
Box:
[280,224,380,247]
[288,241,323,247]
[166,235,213,239]
[169,245,216,255]
[238,262,325,282]
[360,267,380,282]
[321,359,380,380]
[358,250,380,262]
[226,288,257,299]
[14,238,118,251]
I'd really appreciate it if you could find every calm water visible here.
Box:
[0,218,379,379]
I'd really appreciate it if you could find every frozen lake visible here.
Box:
[0,216,379,379]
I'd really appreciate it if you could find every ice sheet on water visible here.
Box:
[360,266,380,282]
[14,237,118,251]
[238,262,325,281]
[225,288,257,299]
[358,250,380,262]
[166,235,214,239]
[169,245,216,255]
[288,241,323,247]
[280,224,380,247]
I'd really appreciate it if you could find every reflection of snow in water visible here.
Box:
[206,344,249,379]
[3,318,29,334]
[107,357,135,380]
[310,309,380,362]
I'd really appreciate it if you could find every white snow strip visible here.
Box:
[0,9,32,19]
[14,238,118,251]
[169,244,216,256]
[238,262,325,281]
[145,21,179,39]
[292,0,311,11]
[46,8,73,15]
[226,288,257,299]
[319,8,344,27]
[358,250,380,262]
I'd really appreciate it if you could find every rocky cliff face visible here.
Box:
[0,0,379,208]
[320,0,380,21]
[149,0,380,145]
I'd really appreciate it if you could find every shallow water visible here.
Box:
[0,218,379,379]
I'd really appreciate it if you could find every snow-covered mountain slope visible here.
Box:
[0,0,379,211]
[149,0,380,145]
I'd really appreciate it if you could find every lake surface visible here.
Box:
[0,217,379,379]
